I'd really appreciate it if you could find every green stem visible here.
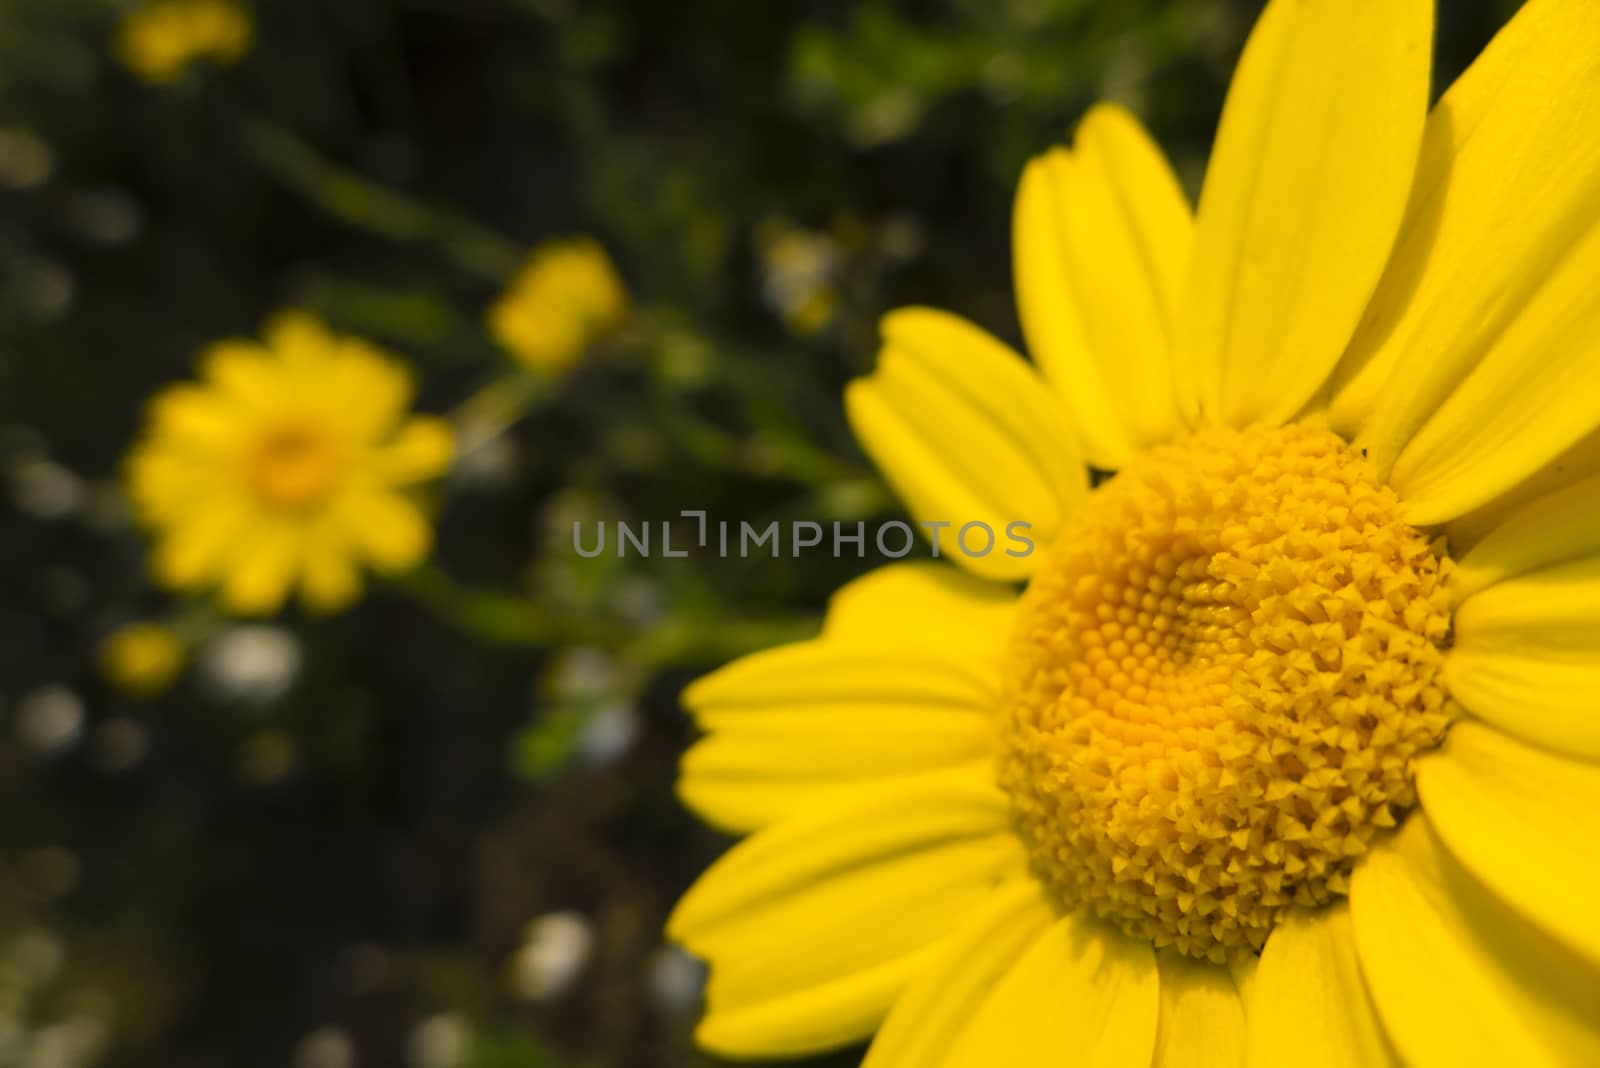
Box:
[622,614,818,667]
[448,371,552,458]
[392,564,817,668]
[391,565,599,647]
[240,121,523,282]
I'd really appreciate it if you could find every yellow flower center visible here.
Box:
[998,425,1455,962]
[246,421,342,509]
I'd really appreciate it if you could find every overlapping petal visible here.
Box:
[1179,0,1430,429]
[1246,907,1400,1068]
[857,884,1160,1068]
[1350,816,1600,1068]
[820,560,1016,650]
[1452,474,1600,602]
[1448,556,1600,759]
[1153,953,1247,1068]
[216,517,302,615]
[1444,427,1600,555]
[1014,104,1191,466]
[1417,722,1600,970]
[1382,217,1600,524]
[680,563,1007,832]
[937,911,1158,1068]
[861,880,1054,1068]
[1323,0,1600,523]
[668,770,1023,1058]
[845,308,1085,581]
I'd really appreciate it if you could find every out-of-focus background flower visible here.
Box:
[0,1,1523,1065]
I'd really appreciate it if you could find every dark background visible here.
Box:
[0,1,1524,1065]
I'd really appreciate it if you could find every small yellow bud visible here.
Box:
[100,622,186,699]
[116,0,253,85]
[487,239,628,375]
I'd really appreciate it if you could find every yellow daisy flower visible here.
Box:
[126,312,454,617]
[116,0,253,86]
[670,0,1600,1064]
[487,238,628,376]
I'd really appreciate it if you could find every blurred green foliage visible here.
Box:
[0,1,1525,1066]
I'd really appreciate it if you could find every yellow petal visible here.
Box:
[862,880,1054,1068]
[1227,952,1257,1017]
[1380,218,1600,524]
[684,641,998,727]
[298,522,363,615]
[680,640,998,832]
[845,307,1085,582]
[151,492,253,589]
[1417,722,1600,971]
[131,437,231,525]
[682,565,1009,834]
[1179,0,1430,429]
[1455,556,1600,651]
[335,489,432,573]
[1013,104,1191,464]
[680,734,994,835]
[264,310,337,369]
[1444,425,1600,556]
[668,770,1022,1058]
[325,338,416,442]
[199,340,286,416]
[375,415,454,486]
[939,912,1159,1068]
[1445,654,1600,764]
[144,383,247,451]
[218,520,302,616]
[1452,474,1600,603]
[1335,0,1600,516]
[1246,907,1400,1068]
[1350,815,1600,1068]
[821,561,1016,650]
[695,950,934,1060]
[1153,953,1246,1068]
[1449,557,1600,759]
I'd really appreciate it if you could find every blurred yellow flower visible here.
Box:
[99,622,185,698]
[125,312,454,616]
[116,0,253,85]
[488,239,627,375]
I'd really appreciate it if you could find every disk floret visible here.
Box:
[999,425,1454,961]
